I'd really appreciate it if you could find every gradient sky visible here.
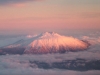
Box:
[0,0,100,34]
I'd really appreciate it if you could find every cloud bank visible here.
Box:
[0,50,100,75]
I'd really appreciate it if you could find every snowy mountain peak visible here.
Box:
[35,32,65,40]
[42,32,56,34]
[24,32,89,54]
[39,32,61,38]
[2,32,90,54]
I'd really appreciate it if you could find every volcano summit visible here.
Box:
[24,32,89,54]
[0,32,89,54]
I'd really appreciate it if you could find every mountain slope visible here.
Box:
[0,32,90,54]
[24,32,89,54]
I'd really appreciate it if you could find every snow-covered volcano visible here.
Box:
[24,32,89,54]
[0,32,89,54]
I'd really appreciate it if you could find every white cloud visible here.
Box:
[81,35,100,45]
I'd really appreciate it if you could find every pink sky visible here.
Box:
[0,0,100,34]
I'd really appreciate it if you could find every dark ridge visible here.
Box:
[0,48,25,55]
[29,59,100,71]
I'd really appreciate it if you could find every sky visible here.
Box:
[0,0,100,34]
